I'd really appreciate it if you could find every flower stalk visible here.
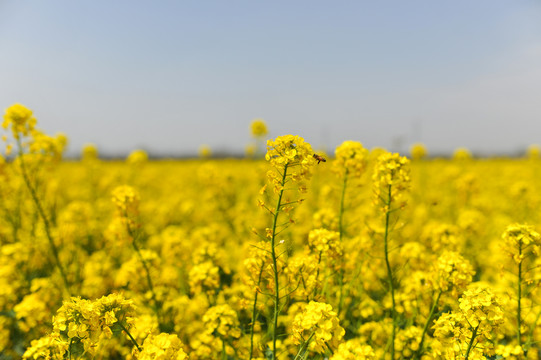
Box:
[16,137,70,294]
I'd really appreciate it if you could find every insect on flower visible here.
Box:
[313,154,326,164]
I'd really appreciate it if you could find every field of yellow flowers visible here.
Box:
[2,104,541,360]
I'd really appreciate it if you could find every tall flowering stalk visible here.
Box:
[501,224,541,355]
[2,104,70,293]
[111,185,162,330]
[333,140,368,313]
[250,118,268,158]
[23,293,139,359]
[372,152,410,359]
[414,251,474,359]
[257,135,316,359]
[244,241,273,359]
[433,286,504,360]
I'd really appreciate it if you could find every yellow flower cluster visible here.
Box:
[410,143,427,160]
[292,301,344,353]
[2,103,37,139]
[436,251,475,294]
[127,149,149,165]
[458,286,504,329]
[395,326,422,359]
[202,304,241,339]
[3,104,66,162]
[6,107,541,359]
[330,338,375,360]
[372,152,410,212]
[112,185,140,218]
[22,333,68,360]
[138,333,188,360]
[50,293,136,356]
[453,147,472,160]
[266,134,315,176]
[501,223,541,264]
[308,228,342,260]
[82,143,99,161]
[333,140,369,177]
[189,261,220,296]
[433,286,504,358]
[251,119,268,137]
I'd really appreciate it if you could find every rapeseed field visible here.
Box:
[2,104,541,359]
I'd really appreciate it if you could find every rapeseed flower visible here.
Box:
[410,143,427,160]
[138,333,188,360]
[372,152,410,212]
[291,301,344,354]
[2,103,36,139]
[333,140,368,178]
[251,119,268,137]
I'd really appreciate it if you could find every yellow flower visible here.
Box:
[433,285,504,358]
[502,223,541,264]
[330,338,375,360]
[372,152,410,212]
[202,304,241,339]
[22,333,68,360]
[3,103,37,139]
[308,228,342,260]
[266,135,316,195]
[112,185,140,218]
[266,135,315,169]
[139,333,188,360]
[188,261,220,296]
[127,149,149,165]
[410,143,427,160]
[292,301,345,354]
[436,251,475,294]
[251,118,268,137]
[82,143,98,160]
[199,144,211,158]
[334,140,369,178]
[453,147,472,160]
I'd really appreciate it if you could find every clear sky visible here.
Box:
[1,1,541,157]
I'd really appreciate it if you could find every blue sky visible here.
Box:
[1,1,541,156]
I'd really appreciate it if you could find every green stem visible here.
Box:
[293,332,315,360]
[525,307,541,356]
[464,325,479,360]
[383,184,396,359]
[312,251,323,299]
[270,163,289,360]
[16,138,70,294]
[249,266,264,360]
[415,289,443,359]
[337,170,348,314]
[126,219,162,331]
[517,245,523,349]
[120,323,141,351]
[222,337,227,360]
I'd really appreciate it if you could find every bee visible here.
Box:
[313,153,326,164]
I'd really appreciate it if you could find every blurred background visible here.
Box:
[1,0,540,158]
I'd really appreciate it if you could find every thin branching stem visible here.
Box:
[249,265,265,360]
[464,324,479,360]
[415,289,443,359]
[16,138,70,294]
[337,169,348,314]
[383,184,396,359]
[125,217,163,330]
[270,163,289,359]
[120,323,141,351]
[517,244,523,349]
